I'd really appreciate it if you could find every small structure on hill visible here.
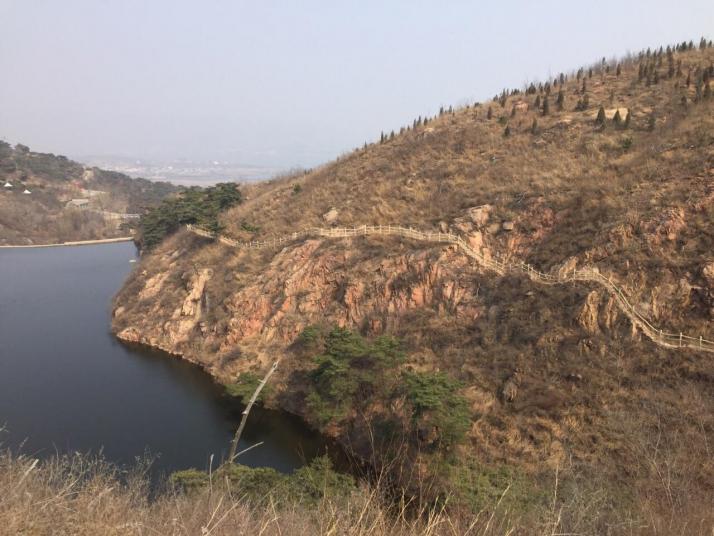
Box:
[23,189,31,195]
[3,182,12,189]
[66,198,90,208]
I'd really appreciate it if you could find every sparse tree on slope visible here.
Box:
[556,90,565,111]
[596,106,606,126]
[542,96,550,116]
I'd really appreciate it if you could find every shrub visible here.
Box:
[402,371,471,448]
[595,106,606,125]
[169,468,209,492]
[448,460,542,514]
[240,221,260,233]
[613,109,622,126]
[286,455,355,503]
[138,183,242,249]
[221,464,287,501]
[305,327,405,426]
[225,372,271,403]
[170,456,354,505]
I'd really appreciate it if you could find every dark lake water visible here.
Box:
[0,242,328,479]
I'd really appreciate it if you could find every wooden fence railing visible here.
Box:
[186,224,714,353]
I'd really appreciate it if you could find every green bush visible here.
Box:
[169,456,354,505]
[620,136,633,152]
[286,455,355,503]
[306,327,405,426]
[138,183,242,249]
[221,464,287,501]
[402,371,471,448]
[225,372,271,403]
[169,468,209,492]
[447,460,542,514]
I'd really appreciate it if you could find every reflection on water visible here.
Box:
[0,242,330,480]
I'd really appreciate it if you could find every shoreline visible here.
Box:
[0,236,134,249]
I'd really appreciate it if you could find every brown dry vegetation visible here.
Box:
[2,448,713,536]
[0,143,176,245]
[104,42,714,532]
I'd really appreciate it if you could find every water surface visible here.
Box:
[0,242,326,478]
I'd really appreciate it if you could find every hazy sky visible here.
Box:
[1,1,713,168]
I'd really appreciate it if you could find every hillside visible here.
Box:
[112,40,714,530]
[0,142,177,245]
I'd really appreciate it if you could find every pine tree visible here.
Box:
[380,132,385,143]
[542,96,550,116]
[534,95,541,108]
[624,109,631,128]
[582,78,587,94]
[647,113,656,131]
[530,118,538,134]
[504,125,511,137]
[613,109,622,126]
[556,90,565,111]
[616,64,622,76]
[588,68,593,79]
[511,105,517,118]
[595,106,606,125]
[487,107,493,120]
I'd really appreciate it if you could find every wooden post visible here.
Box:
[679,332,683,347]
[700,336,703,348]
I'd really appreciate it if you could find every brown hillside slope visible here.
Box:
[0,143,177,245]
[113,43,714,526]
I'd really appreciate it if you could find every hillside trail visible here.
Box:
[186,223,714,354]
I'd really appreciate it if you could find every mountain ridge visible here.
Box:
[112,40,714,526]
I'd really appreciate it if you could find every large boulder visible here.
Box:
[322,207,339,224]
[467,204,492,226]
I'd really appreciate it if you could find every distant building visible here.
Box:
[66,198,90,208]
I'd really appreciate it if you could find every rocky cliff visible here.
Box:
[112,43,714,512]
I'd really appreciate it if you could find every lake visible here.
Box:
[0,242,329,479]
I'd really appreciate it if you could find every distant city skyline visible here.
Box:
[1,1,713,171]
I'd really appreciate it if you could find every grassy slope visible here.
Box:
[0,142,177,244]
[108,43,714,530]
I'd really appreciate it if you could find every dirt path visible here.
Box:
[186,223,714,354]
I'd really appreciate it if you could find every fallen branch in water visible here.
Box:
[227,361,279,463]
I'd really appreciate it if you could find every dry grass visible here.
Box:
[108,42,714,535]
[2,448,714,536]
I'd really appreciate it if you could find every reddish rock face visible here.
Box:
[113,232,485,380]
